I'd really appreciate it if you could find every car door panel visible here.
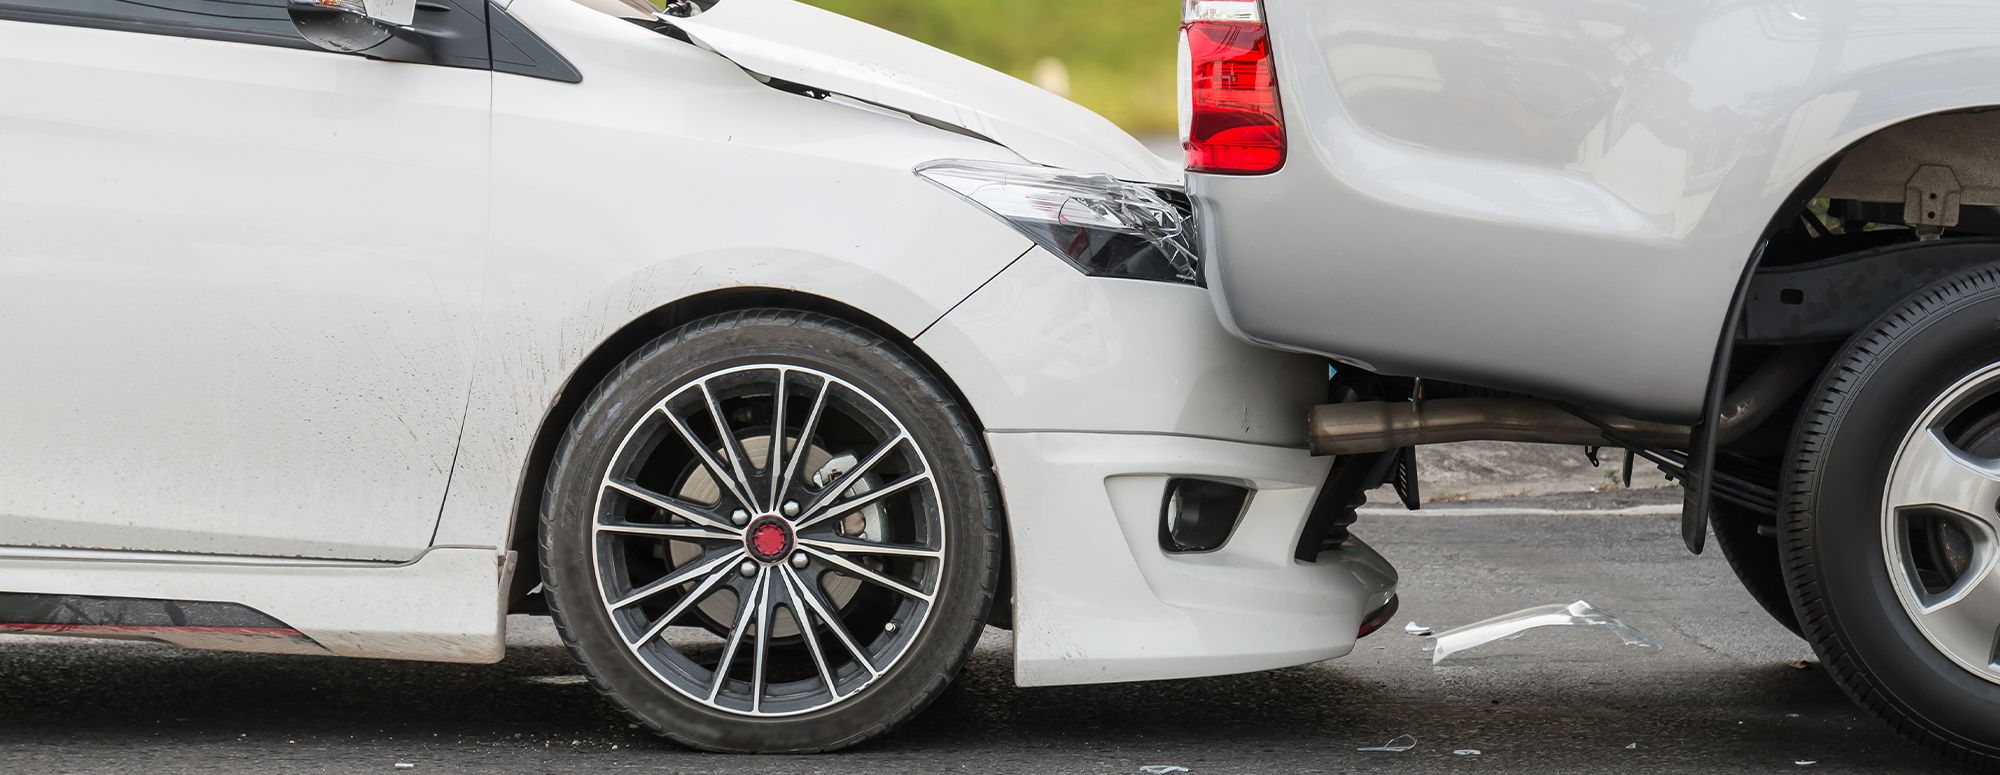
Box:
[0,13,490,560]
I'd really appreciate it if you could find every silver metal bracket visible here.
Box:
[1906,164,1962,240]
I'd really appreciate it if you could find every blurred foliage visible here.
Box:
[802,0,1180,135]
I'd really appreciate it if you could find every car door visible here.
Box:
[0,0,491,561]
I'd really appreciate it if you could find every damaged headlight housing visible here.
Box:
[915,160,1202,285]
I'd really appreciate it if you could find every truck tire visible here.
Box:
[1712,502,1801,637]
[1783,265,2000,771]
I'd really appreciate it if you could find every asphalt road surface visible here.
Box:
[0,491,1940,774]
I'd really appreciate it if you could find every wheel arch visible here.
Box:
[501,287,1009,618]
[1692,106,2000,549]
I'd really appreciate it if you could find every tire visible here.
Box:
[1712,502,1801,637]
[1783,265,2000,771]
[539,309,1002,753]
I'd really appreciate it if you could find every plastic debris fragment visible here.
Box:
[394,765,415,770]
[1429,600,1661,665]
[1453,749,1482,756]
[1357,734,1417,753]
[1625,743,1639,750]
[1787,659,1817,671]
[522,675,590,686]
[1794,760,1817,766]
[1404,622,1434,637]
[1138,767,1189,775]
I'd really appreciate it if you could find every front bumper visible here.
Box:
[991,431,1397,686]
[917,247,1397,686]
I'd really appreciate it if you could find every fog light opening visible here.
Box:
[1159,478,1252,553]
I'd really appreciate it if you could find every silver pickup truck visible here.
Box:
[1185,0,2000,767]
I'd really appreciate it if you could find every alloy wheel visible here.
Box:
[1883,362,2000,685]
[590,364,946,716]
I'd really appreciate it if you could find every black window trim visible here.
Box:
[0,3,317,51]
[0,1,579,83]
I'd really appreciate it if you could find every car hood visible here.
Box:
[666,0,1179,185]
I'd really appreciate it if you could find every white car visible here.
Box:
[0,0,1395,752]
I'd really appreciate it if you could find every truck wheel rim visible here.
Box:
[1883,362,2000,685]
[589,364,946,716]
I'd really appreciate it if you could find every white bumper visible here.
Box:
[918,249,1398,685]
[989,432,1396,686]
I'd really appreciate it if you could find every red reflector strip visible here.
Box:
[1184,16,1285,175]
[1357,595,1400,639]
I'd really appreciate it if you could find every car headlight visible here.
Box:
[915,160,1202,286]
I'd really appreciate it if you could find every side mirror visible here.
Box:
[287,0,426,57]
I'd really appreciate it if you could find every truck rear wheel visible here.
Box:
[1783,265,2000,771]
[1712,502,1801,637]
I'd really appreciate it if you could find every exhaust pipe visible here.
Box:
[1309,400,1688,455]
[1308,347,1821,456]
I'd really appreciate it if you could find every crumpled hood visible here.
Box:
[667,0,1179,185]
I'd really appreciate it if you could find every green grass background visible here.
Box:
[801,0,1181,135]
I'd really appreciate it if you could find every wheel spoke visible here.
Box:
[786,565,879,678]
[1914,558,2000,670]
[708,567,765,703]
[797,535,943,559]
[660,405,754,512]
[608,548,745,610]
[702,380,763,513]
[767,368,789,511]
[604,480,740,534]
[777,380,831,499]
[597,521,739,542]
[793,472,931,533]
[802,546,933,603]
[627,557,738,648]
[779,568,842,699]
[1889,428,2000,526]
[796,434,911,526]
[750,569,778,713]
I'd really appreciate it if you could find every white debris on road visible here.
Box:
[1428,600,1661,665]
[1357,734,1418,753]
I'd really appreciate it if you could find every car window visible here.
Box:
[0,0,300,44]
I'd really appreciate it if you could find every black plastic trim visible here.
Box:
[1294,451,1396,562]
[0,591,319,646]
[1682,159,1842,553]
[1742,238,2000,344]
[1682,240,1764,554]
[489,1,581,84]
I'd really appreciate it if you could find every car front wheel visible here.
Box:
[540,309,1002,752]
[1784,266,2000,771]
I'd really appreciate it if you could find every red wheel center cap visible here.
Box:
[746,517,793,562]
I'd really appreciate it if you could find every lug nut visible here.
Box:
[790,553,809,569]
[782,500,801,517]
[737,560,757,578]
[731,509,750,526]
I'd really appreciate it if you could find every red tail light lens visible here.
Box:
[1180,0,1285,175]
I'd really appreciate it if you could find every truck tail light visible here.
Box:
[1178,0,1285,175]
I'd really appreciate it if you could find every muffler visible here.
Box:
[1308,347,1821,456]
